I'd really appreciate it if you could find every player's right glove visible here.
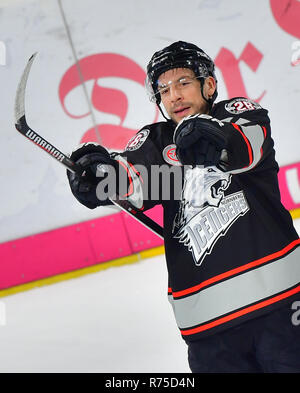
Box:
[67,143,117,209]
[173,114,228,167]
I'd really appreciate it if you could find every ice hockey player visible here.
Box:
[67,41,300,373]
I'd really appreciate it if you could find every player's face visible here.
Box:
[158,68,215,124]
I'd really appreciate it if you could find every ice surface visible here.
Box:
[0,253,190,373]
[0,218,299,373]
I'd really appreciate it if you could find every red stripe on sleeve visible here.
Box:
[117,160,133,198]
[231,123,253,167]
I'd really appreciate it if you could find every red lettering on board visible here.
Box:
[270,0,300,39]
[214,42,266,102]
[59,53,159,150]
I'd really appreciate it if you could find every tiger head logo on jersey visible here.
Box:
[183,167,231,208]
[173,166,249,266]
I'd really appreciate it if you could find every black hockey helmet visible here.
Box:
[146,41,218,106]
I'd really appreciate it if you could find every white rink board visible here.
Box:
[0,0,299,242]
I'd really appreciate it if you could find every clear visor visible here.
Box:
[145,75,202,103]
[145,75,157,103]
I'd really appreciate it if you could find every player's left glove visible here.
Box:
[173,114,228,166]
[67,143,117,209]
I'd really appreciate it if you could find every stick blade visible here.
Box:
[14,52,38,125]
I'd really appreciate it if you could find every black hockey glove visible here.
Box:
[173,114,228,166]
[67,143,117,209]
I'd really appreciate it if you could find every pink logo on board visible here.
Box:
[59,53,159,150]
[270,0,300,40]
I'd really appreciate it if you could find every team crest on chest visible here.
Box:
[162,144,182,166]
[125,129,150,151]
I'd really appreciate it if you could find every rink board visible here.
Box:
[0,206,163,291]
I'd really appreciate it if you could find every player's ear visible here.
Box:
[204,76,216,99]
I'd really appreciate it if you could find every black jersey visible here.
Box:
[113,97,300,341]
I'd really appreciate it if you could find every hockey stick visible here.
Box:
[14,53,164,239]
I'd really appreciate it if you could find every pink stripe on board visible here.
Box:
[86,214,134,260]
[278,161,300,211]
[0,213,132,290]
[121,205,164,253]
